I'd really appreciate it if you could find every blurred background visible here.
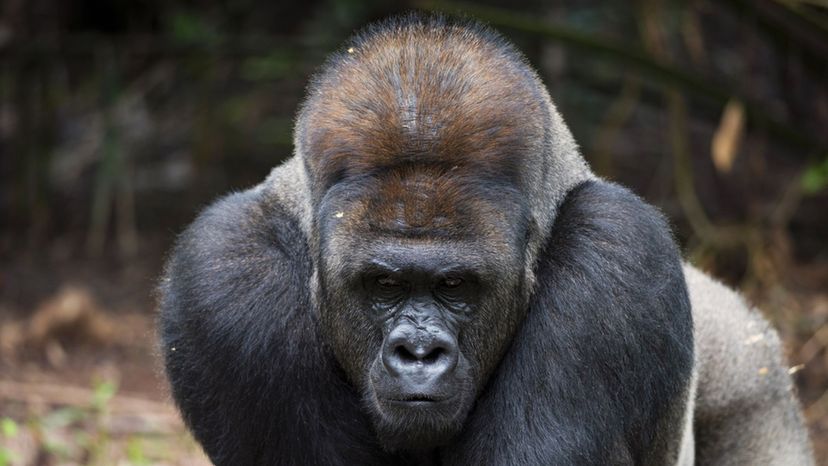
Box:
[0,0,826,464]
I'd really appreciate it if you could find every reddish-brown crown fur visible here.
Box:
[298,16,546,240]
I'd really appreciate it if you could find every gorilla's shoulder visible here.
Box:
[159,187,312,338]
[549,180,682,277]
[172,187,309,271]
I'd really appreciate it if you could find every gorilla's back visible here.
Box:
[685,265,813,465]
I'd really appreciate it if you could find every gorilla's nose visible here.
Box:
[382,325,458,382]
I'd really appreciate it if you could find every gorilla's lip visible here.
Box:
[386,394,456,405]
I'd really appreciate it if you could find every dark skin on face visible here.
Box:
[321,223,526,452]
[363,256,477,404]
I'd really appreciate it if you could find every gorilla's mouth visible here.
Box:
[367,355,474,452]
[371,391,468,452]
[389,393,455,404]
[397,394,438,402]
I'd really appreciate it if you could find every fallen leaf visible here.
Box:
[711,99,745,174]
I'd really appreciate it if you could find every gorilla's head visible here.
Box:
[294,16,590,452]
[315,174,530,451]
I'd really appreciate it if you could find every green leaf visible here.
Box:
[92,380,118,410]
[801,157,828,194]
[126,438,150,465]
[0,448,18,466]
[0,418,17,438]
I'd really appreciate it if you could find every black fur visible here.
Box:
[158,180,693,465]
[159,189,396,465]
[444,180,693,465]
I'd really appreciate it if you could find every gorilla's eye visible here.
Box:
[441,277,464,289]
[377,276,402,288]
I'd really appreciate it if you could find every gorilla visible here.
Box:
[158,14,813,465]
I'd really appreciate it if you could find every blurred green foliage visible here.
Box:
[169,11,223,47]
[0,378,204,465]
[803,157,828,194]
[0,418,20,466]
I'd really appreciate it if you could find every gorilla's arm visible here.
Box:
[446,180,695,465]
[158,188,393,465]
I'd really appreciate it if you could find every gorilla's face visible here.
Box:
[354,244,479,450]
[316,176,530,452]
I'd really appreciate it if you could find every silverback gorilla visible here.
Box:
[159,14,813,465]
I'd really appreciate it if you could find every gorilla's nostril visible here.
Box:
[393,344,445,365]
[395,345,418,363]
[422,347,444,364]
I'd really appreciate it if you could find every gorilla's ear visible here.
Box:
[446,180,694,465]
